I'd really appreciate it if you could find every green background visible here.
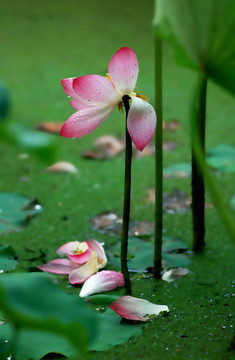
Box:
[0,0,234,359]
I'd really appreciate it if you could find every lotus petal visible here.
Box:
[60,103,116,138]
[128,96,157,151]
[38,259,78,275]
[79,270,124,297]
[108,47,139,95]
[110,296,169,321]
[69,251,98,285]
[45,162,78,173]
[73,75,120,104]
[162,268,190,282]
[87,239,107,268]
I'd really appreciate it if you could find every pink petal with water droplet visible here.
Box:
[61,78,78,98]
[86,239,107,269]
[70,98,95,110]
[73,75,120,104]
[38,259,78,275]
[127,96,157,151]
[109,296,169,321]
[60,103,116,138]
[108,47,139,95]
[69,251,98,285]
[79,270,124,297]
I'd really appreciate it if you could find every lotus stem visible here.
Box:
[153,37,163,278]
[192,72,207,251]
[121,95,132,295]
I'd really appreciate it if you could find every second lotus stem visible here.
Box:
[121,95,132,295]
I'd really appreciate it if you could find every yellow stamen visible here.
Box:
[118,101,123,112]
[130,91,149,102]
[106,73,112,81]
[136,93,149,102]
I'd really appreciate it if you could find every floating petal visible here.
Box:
[56,241,92,264]
[79,270,124,297]
[69,251,98,285]
[57,241,81,256]
[110,296,169,321]
[38,259,78,275]
[45,162,78,173]
[108,47,139,95]
[127,96,157,151]
[87,239,107,269]
[66,242,92,265]
[162,268,190,282]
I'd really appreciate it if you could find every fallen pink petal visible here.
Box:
[57,241,93,264]
[38,259,78,274]
[109,296,169,321]
[69,251,99,285]
[45,161,78,173]
[39,240,107,284]
[60,47,156,151]
[79,270,124,297]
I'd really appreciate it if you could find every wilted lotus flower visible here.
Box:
[39,239,107,285]
[61,47,156,151]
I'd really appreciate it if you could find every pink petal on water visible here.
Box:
[73,75,120,104]
[61,78,78,98]
[45,161,78,173]
[60,103,116,138]
[79,270,124,297]
[86,239,107,269]
[66,242,93,265]
[38,259,78,275]
[109,296,169,321]
[57,241,80,256]
[108,47,139,95]
[69,251,98,285]
[127,96,157,151]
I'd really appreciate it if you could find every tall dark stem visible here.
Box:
[192,72,207,252]
[153,37,163,278]
[121,95,132,295]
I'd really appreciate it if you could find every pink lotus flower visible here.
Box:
[109,296,169,321]
[38,239,107,285]
[79,270,124,297]
[60,47,157,151]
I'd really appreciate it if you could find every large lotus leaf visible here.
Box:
[0,273,98,354]
[154,0,235,95]
[206,144,235,172]
[89,308,144,351]
[110,237,190,271]
[0,245,18,272]
[163,163,191,178]
[0,193,43,234]
[0,308,145,358]
[0,324,77,360]
[0,122,57,162]
[162,253,191,268]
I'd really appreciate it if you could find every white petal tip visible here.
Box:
[79,270,124,297]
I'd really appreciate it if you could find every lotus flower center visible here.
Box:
[74,242,88,255]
